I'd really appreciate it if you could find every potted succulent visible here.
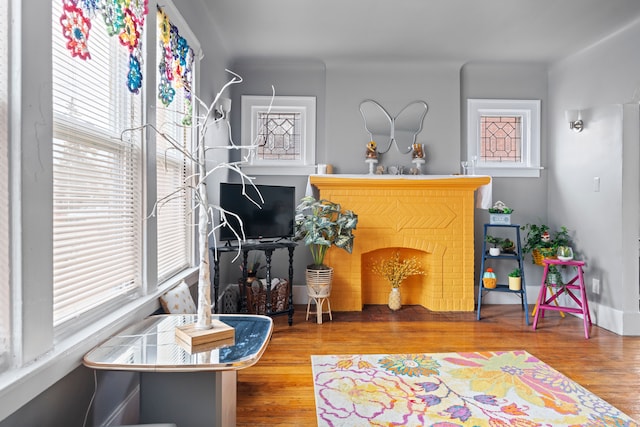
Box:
[485,235,504,256]
[500,238,516,253]
[294,196,358,298]
[488,201,514,225]
[557,245,574,261]
[482,268,497,289]
[508,268,522,291]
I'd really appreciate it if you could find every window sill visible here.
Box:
[0,267,199,422]
[475,166,544,178]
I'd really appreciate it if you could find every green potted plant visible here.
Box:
[485,235,504,256]
[521,223,571,265]
[521,223,571,286]
[508,268,522,291]
[294,196,358,299]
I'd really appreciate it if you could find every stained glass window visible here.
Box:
[480,116,522,163]
[241,96,316,175]
[467,99,540,178]
[256,112,302,161]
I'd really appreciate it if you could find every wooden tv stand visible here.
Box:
[210,240,296,325]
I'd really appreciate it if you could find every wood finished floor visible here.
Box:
[236,304,640,426]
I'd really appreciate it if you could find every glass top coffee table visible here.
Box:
[83,314,273,427]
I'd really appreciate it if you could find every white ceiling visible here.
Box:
[201,0,640,64]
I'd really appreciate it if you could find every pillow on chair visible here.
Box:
[160,281,196,314]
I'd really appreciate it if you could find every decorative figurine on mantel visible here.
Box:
[412,143,424,159]
[366,140,378,159]
[411,143,425,174]
[365,140,379,174]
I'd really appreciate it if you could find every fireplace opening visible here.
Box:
[361,247,429,306]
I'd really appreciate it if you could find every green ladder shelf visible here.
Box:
[476,223,530,325]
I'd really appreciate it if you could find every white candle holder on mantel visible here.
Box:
[411,158,425,174]
[365,158,378,174]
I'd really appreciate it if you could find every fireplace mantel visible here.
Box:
[309,174,491,312]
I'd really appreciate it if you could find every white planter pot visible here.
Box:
[489,247,501,256]
[306,267,333,297]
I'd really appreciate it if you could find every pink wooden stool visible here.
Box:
[532,259,592,339]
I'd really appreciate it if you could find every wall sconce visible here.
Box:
[565,109,583,132]
[214,97,231,120]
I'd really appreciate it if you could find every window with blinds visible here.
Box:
[52,2,143,326]
[0,0,10,373]
[155,7,194,280]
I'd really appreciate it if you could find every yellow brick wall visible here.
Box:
[310,176,490,312]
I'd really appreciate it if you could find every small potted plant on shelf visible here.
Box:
[500,238,516,254]
[294,196,358,299]
[482,268,497,289]
[557,245,574,262]
[508,268,522,291]
[485,235,504,256]
[488,201,513,225]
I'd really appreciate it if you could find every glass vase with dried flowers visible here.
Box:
[371,251,425,311]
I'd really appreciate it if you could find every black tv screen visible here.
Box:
[219,183,296,242]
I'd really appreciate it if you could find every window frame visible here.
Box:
[154,5,199,282]
[0,0,9,375]
[467,99,541,178]
[51,0,145,331]
[240,95,316,175]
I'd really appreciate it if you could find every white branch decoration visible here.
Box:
[122,69,273,330]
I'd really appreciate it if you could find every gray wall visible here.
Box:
[461,62,550,301]
[548,18,640,334]
[0,368,139,427]
[212,58,327,288]
[324,60,463,175]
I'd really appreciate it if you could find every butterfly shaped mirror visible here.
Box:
[359,100,429,154]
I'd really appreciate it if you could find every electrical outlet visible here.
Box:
[592,278,601,294]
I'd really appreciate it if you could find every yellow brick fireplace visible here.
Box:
[309,175,491,312]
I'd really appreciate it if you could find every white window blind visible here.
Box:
[52,2,143,327]
[0,0,10,373]
[155,7,195,281]
[155,104,192,280]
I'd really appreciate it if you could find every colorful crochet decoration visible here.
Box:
[59,2,92,60]
[157,6,194,123]
[59,0,149,93]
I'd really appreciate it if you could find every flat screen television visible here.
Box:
[219,183,296,242]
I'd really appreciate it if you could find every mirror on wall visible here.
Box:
[359,100,429,154]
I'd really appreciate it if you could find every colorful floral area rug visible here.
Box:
[311,350,638,427]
